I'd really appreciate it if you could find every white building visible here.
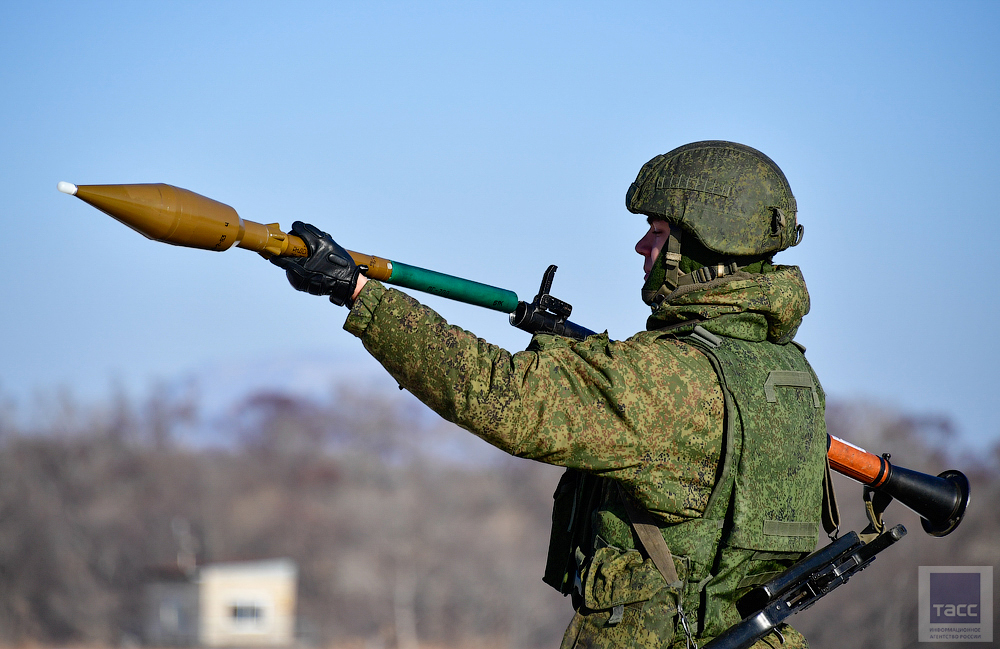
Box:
[144,558,297,647]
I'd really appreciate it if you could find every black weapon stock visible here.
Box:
[703,525,907,649]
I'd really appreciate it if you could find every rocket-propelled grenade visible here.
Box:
[59,182,310,257]
[57,182,519,312]
[827,434,970,537]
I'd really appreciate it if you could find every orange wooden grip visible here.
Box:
[827,435,890,487]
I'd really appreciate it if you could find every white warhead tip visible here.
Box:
[57,181,78,196]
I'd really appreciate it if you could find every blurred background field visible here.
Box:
[0,384,996,649]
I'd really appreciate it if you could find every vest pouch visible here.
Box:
[573,546,684,647]
[543,469,605,594]
[562,559,681,649]
[581,545,685,611]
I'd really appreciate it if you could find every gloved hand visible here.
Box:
[270,221,363,307]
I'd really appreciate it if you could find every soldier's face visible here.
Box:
[635,220,671,280]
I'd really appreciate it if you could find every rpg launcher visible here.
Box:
[57,182,594,339]
[60,181,970,646]
[58,182,970,513]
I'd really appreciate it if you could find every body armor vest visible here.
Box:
[544,327,827,644]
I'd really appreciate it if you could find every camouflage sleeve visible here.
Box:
[345,280,724,517]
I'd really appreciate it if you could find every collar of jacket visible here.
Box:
[645,265,810,345]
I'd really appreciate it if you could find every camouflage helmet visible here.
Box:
[626,141,802,257]
[627,141,803,304]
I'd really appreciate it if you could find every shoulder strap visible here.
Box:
[686,328,741,522]
[617,484,681,587]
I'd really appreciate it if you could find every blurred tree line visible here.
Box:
[0,386,568,648]
[0,387,995,649]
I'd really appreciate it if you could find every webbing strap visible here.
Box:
[662,232,683,290]
[677,262,740,287]
[822,457,841,537]
[762,520,818,537]
[617,484,681,587]
[736,569,786,590]
[691,325,722,349]
[763,370,820,408]
[646,231,684,305]
[644,227,747,305]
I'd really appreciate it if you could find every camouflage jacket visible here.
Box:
[344,265,811,523]
[344,266,820,649]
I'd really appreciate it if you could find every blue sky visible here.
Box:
[2,2,998,450]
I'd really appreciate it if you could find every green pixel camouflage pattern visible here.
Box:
[626,141,800,257]
[346,280,726,523]
[647,265,810,345]
[561,609,808,649]
[702,335,825,555]
[687,325,826,639]
[344,264,819,648]
[559,265,824,647]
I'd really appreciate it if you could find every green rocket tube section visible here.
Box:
[386,260,519,313]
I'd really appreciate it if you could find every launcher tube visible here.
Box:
[385,260,519,312]
[346,252,517,312]
[827,434,890,487]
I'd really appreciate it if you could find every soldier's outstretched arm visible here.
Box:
[274,224,718,472]
[348,280,721,464]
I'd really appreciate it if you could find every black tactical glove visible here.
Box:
[270,221,362,307]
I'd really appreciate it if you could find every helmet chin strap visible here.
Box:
[641,228,681,305]
[641,228,741,306]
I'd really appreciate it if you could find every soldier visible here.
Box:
[272,141,828,648]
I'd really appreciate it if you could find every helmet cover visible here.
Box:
[626,141,801,257]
